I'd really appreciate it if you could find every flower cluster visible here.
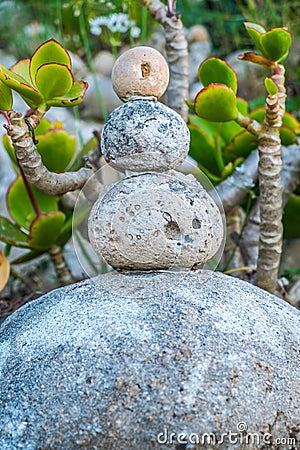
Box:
[89,13,140,38]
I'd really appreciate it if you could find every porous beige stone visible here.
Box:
[111,46,169,101]
[88,171,224,270]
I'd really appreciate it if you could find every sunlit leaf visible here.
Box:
[223,130,258,162]
[264,77,278,96]
[10,59,31,84]
[0,216,29,247]
[282,112,300,132]
[195,84,238,122]
[0,80,13,110]
[35,63,73,100]
[198,57,237,93]
[46,80,88,107]
[280,125,298,145]
[244,22,265,53]
[189,124,220,175]
[236,97,249,116]
[260,28,292,62]
[36,129,76,172]
[7,176,58,230]
[30,39,71,83]
[28,212,66,250]
[0,65,43,106]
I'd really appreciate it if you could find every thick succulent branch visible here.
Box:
[140,0,189,122]
[240,144,300,272]
[255,65,285,293]
[4,110,100,196]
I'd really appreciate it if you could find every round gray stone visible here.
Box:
[88,171,224,270]
[101,99,190,172]
[0,271,299,449]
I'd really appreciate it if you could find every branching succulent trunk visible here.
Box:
[5,110,98,196]
[141,0,189,122]
[240,144,300,273]
[255,65,286,293]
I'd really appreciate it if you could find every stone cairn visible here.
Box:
[88,46,223,273]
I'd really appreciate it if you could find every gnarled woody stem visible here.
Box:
[255,64,286,293]
[4,110,101,198]
[141,0,189,122]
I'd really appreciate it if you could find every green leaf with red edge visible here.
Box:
[249,106,265,122]
[46,80,88,108]
[223,130,258,163]
[260,28,292,62]
[280,125,298,145]
[30,39,71,84]
[2,134,17,166]
[195,84,238,122]
[10,59,31,84]
[35,63,73,100]
[198,57,237,93]
[28,211,66,250]
[244,22,265,53]
[282,112,300,132]
[219,121,244,145]
[0,216,29,248]
[0,80,13,110]
[189,115,219,141]
[283,194,300,238]
[7,176,59,230]
[265,77,278,96]
[36,129,76,172]
[236,97,249,116]
[189,124,220,175]
[0,65,43,106]
[35,118,53,135]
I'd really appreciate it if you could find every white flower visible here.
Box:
[130,26,141,38]
[107,13,130,33]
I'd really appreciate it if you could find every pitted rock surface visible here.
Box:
[0,271,299,449]
[88,171,223,270]
[101,99,190,172]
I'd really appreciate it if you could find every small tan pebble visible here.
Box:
[187,25,211,44]
[111,46,169,101]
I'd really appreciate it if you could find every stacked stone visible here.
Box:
[88,46,223,271]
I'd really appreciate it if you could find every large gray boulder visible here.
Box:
[0,270,299,449]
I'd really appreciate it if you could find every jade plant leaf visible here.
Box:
[236,97,249,116]
[0,216,29,248]
[198,58,238,93]
[10,59,31,84]
[30,39,71,83]
[282,112,300,132]
[0,80,13,110]
[265,77,278,96]
[12,249,44,265]
[194,84,238,122]
[7,176,59,230]
[0,39,87,110]
[244,22,265,53]
[36,129,76,172]
[0,65,43,107]
[223,130,258,163]
[260,28,292,62]
[244,23,292,63]
[280,125,298,145]
[219,121,244,145]
[189,124,220,175]
[283,194,300,238]
[45,80,88,107]
[28,211,66,250]
[35,63,73,100]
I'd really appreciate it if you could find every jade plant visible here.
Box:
[0,39,101,289]
[191,22,293,293]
